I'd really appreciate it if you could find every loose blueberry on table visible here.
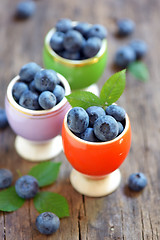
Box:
[36,212,60,235]
[50,18,107,60]
[12,62,65,110]
[0,109,8,129]
[67,104,126,142]
[128,172,147,191]
[117,19,135,36]
[15,1,36,19]
[0,169,13,189]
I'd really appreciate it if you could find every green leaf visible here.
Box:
[66,91,103,110]
[0,186,25,212]
[100,70,126,105]
[28,161,61,187]
[128,61,149,82]
[34,192,69,218]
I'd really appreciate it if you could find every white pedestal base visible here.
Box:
[70,169,121,197]
[15,135,63,162]
[85,84,99,96]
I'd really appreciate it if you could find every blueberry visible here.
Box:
[129,39,148,59]
[63,30,83,53]
[86,24,107,39]
[29,80,39,93]
[128,173,147,191]
[56,18,72,33]
[106,105,126,121]
[74,22,91,37]
[36,212,60,235]
[19,62,41,82]
[15,1,36,19]
[93,115,118,141]
[60,50,81,60]
[15,175,39,199]
[19,90,40,110]
[117,121,124,135]
[0,169,13,189]
[114,46,136,68]
[50,32,65,52]
[53,85,65,104]
[38,91,56,110]
[117,19,135,36]
[83,37,102,58]
[0,109,8,129]
[34,69,58,92]
[86,106,106,127]
[80,128,99,142]
[67,107,89,134]
[12,82,28,102]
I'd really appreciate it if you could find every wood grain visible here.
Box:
[0,0,160,239]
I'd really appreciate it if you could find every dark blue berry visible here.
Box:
[83,37,101,58]
[0,169,13,189]
[60,50,81,60]
[0,109,8,129]
[106,105,126,122]
[63,30,83,53]
[50,32,65,52]
[128,173,147,191]
[38,91,56,110]
[19,62,41,82]
[93,115,118,141]
[19,90,40,110]
[129,39,148,59]
[36,212,60,235]
[80,128,99,142]
[86,24,107,40]
[86,106,106,127]
[15,1,36,19]
[15,175,39,199]
[56,18,72,33]
[117,19,135,36]
[12,82,28,102]
[67,107,89,134]
[74,22,91,37]
[118,121,124,135]
[34,69,58,92]
[114,46,136,68]
[53,85,65,104]
[29,80,39,93]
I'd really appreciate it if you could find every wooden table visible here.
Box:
[0,0,159,239]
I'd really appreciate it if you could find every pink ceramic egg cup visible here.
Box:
[5,73,71,161]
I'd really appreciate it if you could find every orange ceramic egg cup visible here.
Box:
[62,112,131,197]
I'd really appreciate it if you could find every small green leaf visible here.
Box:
[128,61,149,82]
[28,161,61,187]
[34,192,69,218]
[0,186,25,212]
[66,91,103,110]
[100,70,126,105]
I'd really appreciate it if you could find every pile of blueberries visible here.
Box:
[67,104,126,142]
[114,19,148,68]
[50,18,107,60]
[0,169,60,235]
[12,62,65,110]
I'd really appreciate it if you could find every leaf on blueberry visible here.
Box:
[34,192,69,218]
[66,90,103,109]
[0,186,25,212]
[28,161,61,187]
[128,61,149,82]
[100,69,126,105]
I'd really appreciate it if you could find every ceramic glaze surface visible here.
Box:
[62,113,131,176]
[5,74,71,142]
[43,28,108,90]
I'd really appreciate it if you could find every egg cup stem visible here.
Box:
[15,135,63,162]
[70,169,121,197]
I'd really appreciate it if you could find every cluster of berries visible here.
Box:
[50,18,107,60]
[67,105,126,142]
[12,62,65,110]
